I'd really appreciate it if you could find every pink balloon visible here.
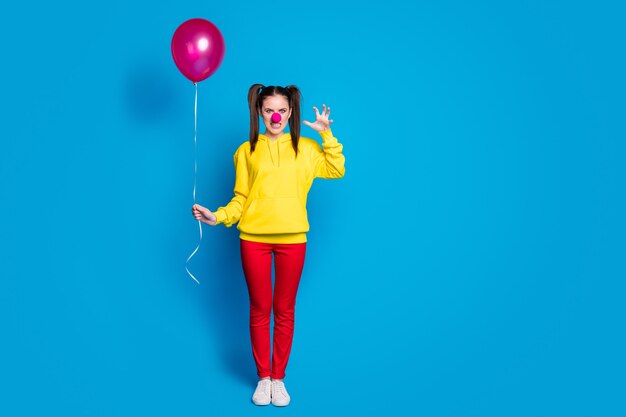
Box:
[171,18,225,83]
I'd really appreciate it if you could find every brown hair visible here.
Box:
[248,84,302,156]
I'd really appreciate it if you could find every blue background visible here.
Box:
[1,0,624,416]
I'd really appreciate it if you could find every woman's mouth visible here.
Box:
[271,122,281,128]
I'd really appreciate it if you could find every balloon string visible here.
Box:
[186,82,202,285]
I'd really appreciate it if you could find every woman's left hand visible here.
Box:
[303,104,333,132]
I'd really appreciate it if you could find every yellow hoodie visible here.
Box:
[213,128,345,243]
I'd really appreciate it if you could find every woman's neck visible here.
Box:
[263,130,285,141]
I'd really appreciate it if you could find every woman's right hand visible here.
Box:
[191,203,217,226]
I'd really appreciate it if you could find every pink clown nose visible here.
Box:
[271,112,282,123]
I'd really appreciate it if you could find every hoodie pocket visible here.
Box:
[240,197,309,234]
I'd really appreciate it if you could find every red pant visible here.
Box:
[240,238,306,379]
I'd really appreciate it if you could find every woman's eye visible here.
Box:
[280,110,286,113]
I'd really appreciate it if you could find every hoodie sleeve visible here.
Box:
[311,129,346,179]
[214,145,249,227]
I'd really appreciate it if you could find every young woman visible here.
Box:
[191,84,345,406]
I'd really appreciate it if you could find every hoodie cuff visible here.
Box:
[319,128,335,141]
[214,208,227,224]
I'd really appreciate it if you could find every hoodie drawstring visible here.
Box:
[265,138,281,167]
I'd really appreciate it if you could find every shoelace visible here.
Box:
[273,382,288,396]
[256,380,271,396]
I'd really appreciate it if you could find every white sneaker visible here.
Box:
[251,379,272,406]
[271,379,291,406]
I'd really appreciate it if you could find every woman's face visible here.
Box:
[260,94,291,135]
